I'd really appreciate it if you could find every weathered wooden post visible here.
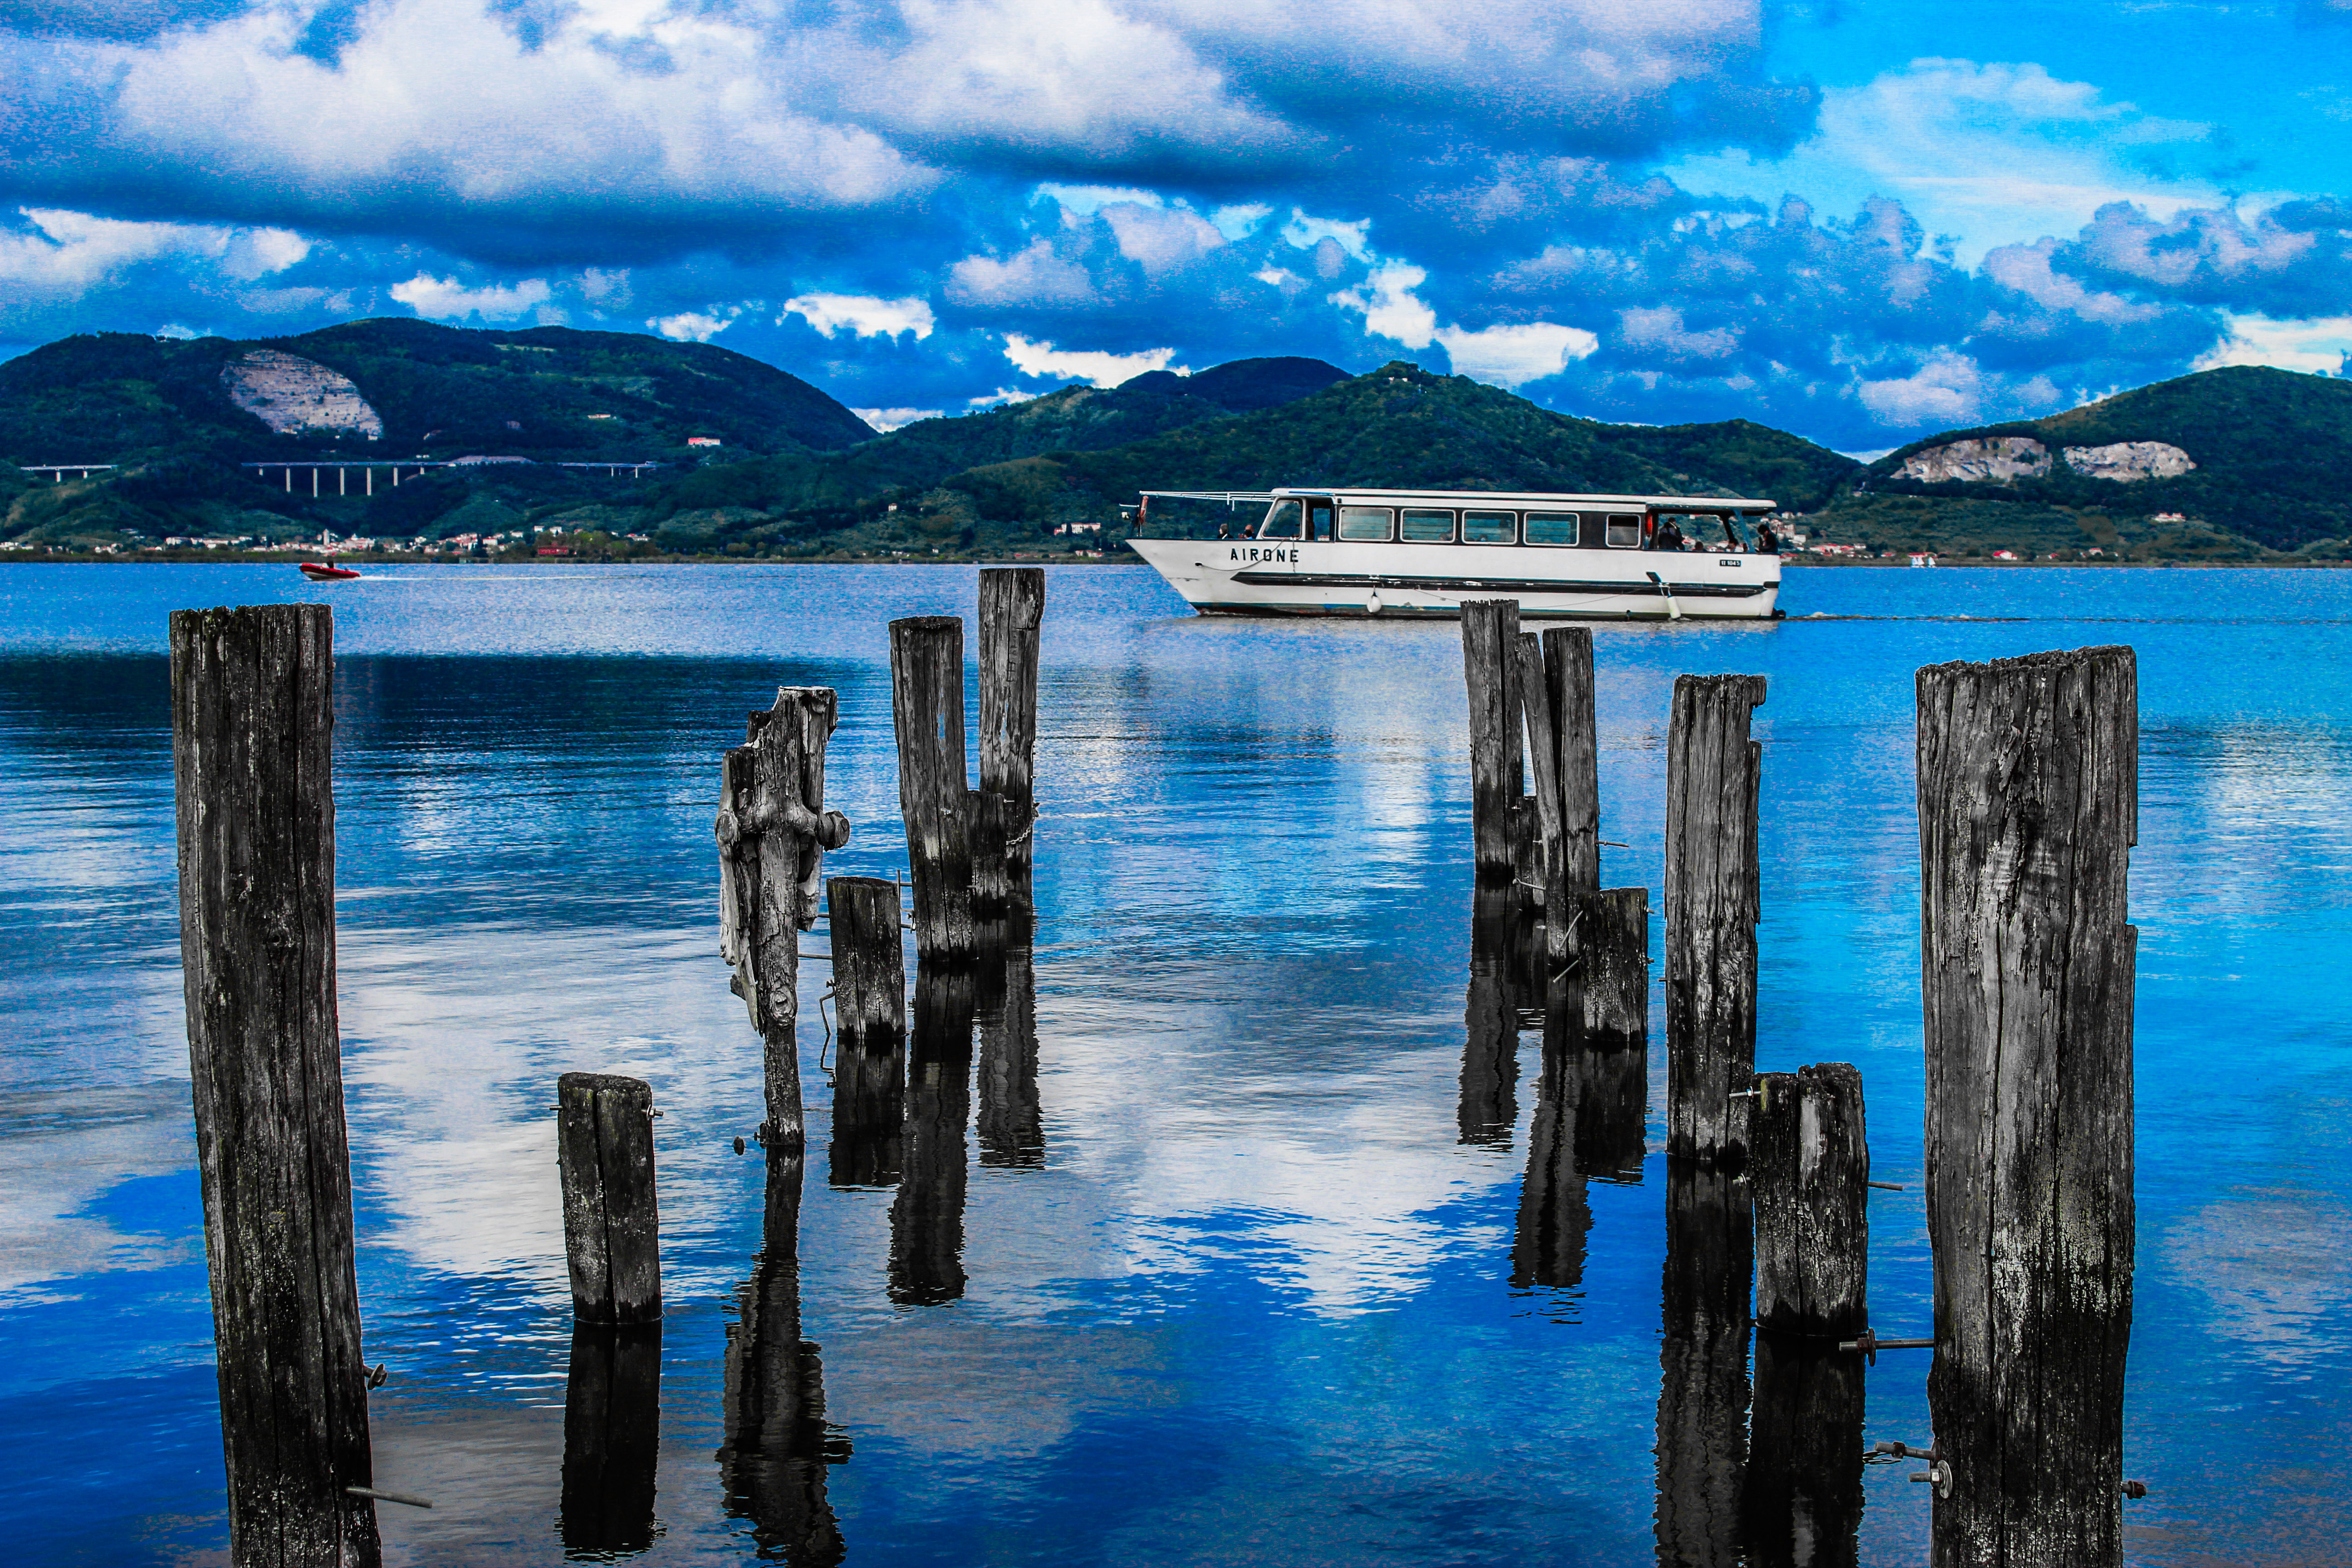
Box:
[825,876,906,1189]
[1578,886,1648,1054]
[891,617,976,959]
[976,567,1045,910]
[719,688,853,1149]
[1460,887,1522,1145]
[1543,627,1601,903]
[977,915,1044,1168]
[1655,1164,1754,1568]
[889,963,976,1304]
[1918,646,2137,1566]
[170,603,381,1568]
[559,1323,661,1555]
[718,1153,847,1563]
[556,1072,662,1325]
[1460,599,1527,884]
[1750,1063,1868,1338]
[1664,673,1765,1168]
[1741,1335,1865,1568]
[1510,632,1569,953]
[1560,892,1650,1178]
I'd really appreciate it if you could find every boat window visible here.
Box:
[1306,500,1335,540]
[1605,514,1643,548]
[1401,508,1455,543]
[1463,510,1515,544]
[1258,500,1303,539]
[1524,510,1580,546]
[1338,506,1394,541]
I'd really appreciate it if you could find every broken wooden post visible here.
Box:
[976,566,1045,909]
[1751,1063,1869,1339]
[977,914,1044,1168]
[1542,627,1601,904]
[1664,673,1766,1168]
[560,1323,661,1555]
[1655,1163,1753,1567]
[1511,631,1569,956]
[170,603,381,1568]
[1578,886,1648,1055]
[719,688,853,1150]
[1918,646,2137,1566]
[1563,890,1650,1178]
[556,1072,662,1325]
[718,1153,846,1563]
[891,616,975,959]
[1741,1334,1865,1568]
[890,963,975,1304]
[1460,599,1527,884]
[825,875,906,1188]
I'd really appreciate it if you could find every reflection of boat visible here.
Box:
[1127,487,1783,619]
[298,562,360,581]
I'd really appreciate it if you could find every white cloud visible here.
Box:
[391,273,554,320]
[0,208,307,299]
[646,309,735,341]
[1436,321,1598,387]
[784,292,936,339]
[1284,211,1372,260]
[852,406,943,431]
[946,239,1096,307]
[1332,263,1436,348]
[2195,315,2352,376]
[1100,201,1226,277]
[1858,348,1984,427]
[1615,305,1738,363]
[1211,203,1274,239]
[1003,334,1181,386]
[969,386,1038,408]
[1037,183,1163,216]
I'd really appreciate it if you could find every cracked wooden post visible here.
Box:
[1511,632,1568,960]
[170,603,381,1568]
[556,1072,662,1325]
[891,617,975,960]
[1569,886,1650,1175]
[718,688,852,1150]
[1665,673,1766,1168]
[825,875,906,1189]
[976,567,1045,914]
[1750,1062,1869,1339]
[1918,646,2137,1568]
[1460,599,1527,885]
[1543,627,1601,914]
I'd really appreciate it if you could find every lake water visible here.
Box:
[1,562,2346,1568]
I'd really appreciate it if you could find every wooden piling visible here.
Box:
[719,687,853,1148]
[1511,632,1569,952]
[718,1154,847,1564]
[889,964,975,1304]
[1543,627,1601,901]
[560,1323,661,1555]
[1655,1164,1754,1568]
[825,876,906,1188]
[1460,599,1527,883]
[556,1072,662,1325]
[977,567,1045,902]
[1664,673,1766,1168]
[1578,886,1649,1056]
[1750,1062,1869,1338]
[169,603,381,1568]
[891,617,975,959]
[1917,646,2137,1567]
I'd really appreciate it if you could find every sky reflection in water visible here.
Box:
[0,563,2347,1567]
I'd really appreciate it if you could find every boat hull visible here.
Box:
[1125,538,1782,620]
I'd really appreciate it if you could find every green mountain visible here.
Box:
[1815,365,2352,560]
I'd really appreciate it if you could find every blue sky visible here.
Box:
[5,0,2351,447]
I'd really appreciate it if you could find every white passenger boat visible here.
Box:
[1125,488,1784,620]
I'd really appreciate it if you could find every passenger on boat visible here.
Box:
[1652,517,1687,552]
[1758,520,1781,554]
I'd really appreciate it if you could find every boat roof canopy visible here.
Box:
[1135,488,1777,513]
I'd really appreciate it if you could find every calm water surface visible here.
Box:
[0,563,2346,1566]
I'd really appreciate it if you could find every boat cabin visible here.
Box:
[1237,488,1774,551]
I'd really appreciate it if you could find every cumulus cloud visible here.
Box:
[1434,321,1599,387]
[853,406,946,431]
[647,309,738,342]
[784,293,936,339]
[1334,264,1439,349]
[2195,314,2352,375]
[1002,334,1181,386]
[948,240,1098,308]
[0,207,306,295]
[390,273,554,321]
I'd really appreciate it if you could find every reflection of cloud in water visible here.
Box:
[0,1081,197,1302]
[2163,1188,2352,1367]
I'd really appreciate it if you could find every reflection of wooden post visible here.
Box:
[719,688,852,1149]
[719,1154,847,1564]
[1512,1023,1590,1290]
[890,965,975,1305]
[1741,1335,1864,1568]
[891,617,975,959]
[1665,674,1765,1168]
[1751,1063,1869,1338]
[1919,647,2137,1566]
[1554,899,1650,1178]
[1460,600,1525,883]
[977,568,1045,901]
[1656,1164,1753,1568]
[1460,887,1522,1145]
[556,1072,662,1325]
[560,1324,661,1555]
[977,919,1044,1168]
[170,603,382,1568]
[826,876,906,1188]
